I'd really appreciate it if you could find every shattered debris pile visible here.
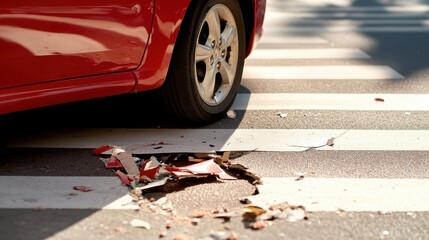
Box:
[93,145,261,192]
[92,145,307,236]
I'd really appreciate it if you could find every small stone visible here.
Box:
[227,110,236,119]
[165,220,173,229]
[250,220,266,230]
[191,218,200,225]
[173,234,189,240]
[159,231,168,238]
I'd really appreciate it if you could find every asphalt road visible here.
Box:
[2,0,429,239]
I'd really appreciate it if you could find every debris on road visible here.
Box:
[165,159,226,178]
[94,146,261,193]
[374,97,385,102]
[241,202,308,230]
[325,137,335,147]
[93,145,307,235]
[295,175,305,181]
[243,205,267,221]
[210,230,239,240]
[130,219,151,229]
[159,231,168,238]
[227,109,237,119]
[112,148,140,176]
[93,145,114,155]
[140,156,161,180]
[277,112,288,118]
[73,185,93,192]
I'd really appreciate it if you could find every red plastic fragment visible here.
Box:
[140,166,159,180]
[115,170,131,186]
[165,160,224,175]
[93,145,113,155]
[73,186,93,192]
[106,156,124,169]
[139,157,160,180]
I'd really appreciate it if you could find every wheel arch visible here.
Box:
[237,0,256,56]
[132,0,263,92]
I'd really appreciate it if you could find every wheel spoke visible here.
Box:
[205,8,221,42]
[221,25,236,49]
[195,43,214,62]
[201,66,217,101]
[218,59,234,85]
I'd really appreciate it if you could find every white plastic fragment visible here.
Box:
[130,219,151,229]
[277,112,288,118]
[112,148,140,175]
[227,109,237,119]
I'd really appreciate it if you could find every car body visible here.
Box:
[0,0,265,123]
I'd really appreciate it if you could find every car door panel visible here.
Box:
[0,1,153,88]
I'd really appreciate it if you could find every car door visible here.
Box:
[0,0,153,89]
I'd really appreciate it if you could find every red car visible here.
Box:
[0,0,265,123]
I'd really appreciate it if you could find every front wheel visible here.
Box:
[162,0,246,123]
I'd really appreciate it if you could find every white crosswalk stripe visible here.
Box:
[7,129,429,152]
[248,48,370,59]
[258,35,329,44]
[246,178,429,212]
[0,176,132,209]
[232,93,429,111]
[243,65,404,80]
[2,176,429,211]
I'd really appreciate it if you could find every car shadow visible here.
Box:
[0,86,251,239]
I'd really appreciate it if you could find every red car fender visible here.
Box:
[247,0,266,56]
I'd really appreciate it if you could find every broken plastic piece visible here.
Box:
[73,185,93,192]
[105,155,123,169]
[165,159,224,177]
[130,219,151,229]
[227,109,237,119]
[112,148,140,176]
[140,156,161,180]
[135,177,168,191]
[326,137,335,147]
[93,145,113,155]
[115,170,132,186]
[243,205,267,221]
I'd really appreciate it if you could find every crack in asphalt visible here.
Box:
[287,130,350,151]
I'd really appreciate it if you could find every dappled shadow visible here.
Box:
[263,0,429,87]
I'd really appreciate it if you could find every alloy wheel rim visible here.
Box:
[194,4,239,106]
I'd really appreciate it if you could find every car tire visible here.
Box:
[162,0,246,123]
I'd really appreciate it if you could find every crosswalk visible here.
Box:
[264,0,429,32]
[2,0,429,234]
[242,0,429,214]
